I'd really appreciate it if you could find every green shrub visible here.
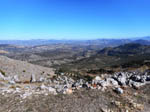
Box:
[0,69,5,76]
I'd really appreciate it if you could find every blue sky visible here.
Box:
[0,0,150,40]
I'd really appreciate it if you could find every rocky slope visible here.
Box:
[0,56,55,82]
[1,63,150,111]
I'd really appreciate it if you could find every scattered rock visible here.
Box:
[8,80,16,85]
[13,75,20,82]
[40,84,47,90]
[39,77,45,82]
[47,87,57,95]
[130,81,145,89]
[92,76,102,84]
[64,88,73,95]
[114,87,124,94]
[113,101,121,107]
[1,69,150,101]
[132,103,144,110]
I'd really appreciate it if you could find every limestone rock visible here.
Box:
[107,78,119,87]
[39,77,45,82]
[30,74,36,83]
[116,72,127,86]
[64,88,73,95]
[114,87,123,94]
[92,76,102,84]
[47,87,57,95]
[129,81,145,89]
[40,84,47,90]
[13,75,20,82]
[8,80,16,85]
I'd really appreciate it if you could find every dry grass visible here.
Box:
[0,87,149,112]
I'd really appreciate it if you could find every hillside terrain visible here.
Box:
[0,56,55,82]
[0,39,150,112]
[1,40,150,76]
[0,55,150,112]
[54,43,150,75]
[1,39,150,69]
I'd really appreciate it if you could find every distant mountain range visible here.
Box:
[98,43,150,56]
[0,36,149,46]
[132,36,150,40]
[132,39,150,45]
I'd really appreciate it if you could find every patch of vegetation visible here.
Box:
[83,75,93,82]
[25,107,33,112]
[0,69,5,76]
[41,71,45,75]
[47,73,51,76]
[87,68,114,74]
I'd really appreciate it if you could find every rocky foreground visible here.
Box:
[1,69,150,111]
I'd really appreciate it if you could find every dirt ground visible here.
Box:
[1,87,150,112]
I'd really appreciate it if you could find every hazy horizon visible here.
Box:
[0,0,150,40]
[0,36,149,41]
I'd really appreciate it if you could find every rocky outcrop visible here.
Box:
[1,68,150,100]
